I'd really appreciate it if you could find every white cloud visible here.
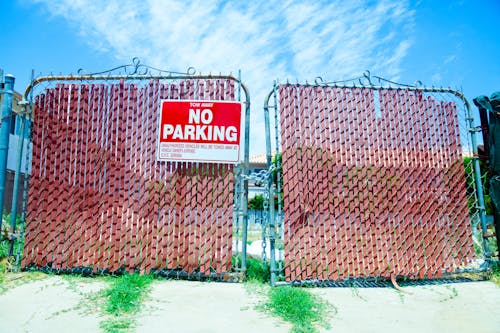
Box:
[431,73,443,82]
[31,0,414,155]
[444,55,457,64]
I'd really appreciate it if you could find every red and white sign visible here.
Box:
[157,100,242,163]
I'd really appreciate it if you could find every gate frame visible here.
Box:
[9,58,252,273]
[263,73,491,285]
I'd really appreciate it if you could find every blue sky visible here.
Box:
[1,0,499,154]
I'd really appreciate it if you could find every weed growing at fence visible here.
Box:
[264,286,331,333]
[492,263,500,286]
[100,274,153,333]
[0,257,7,287]
[0,235,33,293]
[245,257,270,283]
[0,240,13,289]
[0,241,8,258]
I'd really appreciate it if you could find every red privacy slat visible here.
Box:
[22,80,236,276]
[279,85,475,282]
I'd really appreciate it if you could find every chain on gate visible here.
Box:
[242,164,277,261]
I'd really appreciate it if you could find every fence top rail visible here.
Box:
[265,71,471,112]
[22,58,250,107]
[19,58,252,174]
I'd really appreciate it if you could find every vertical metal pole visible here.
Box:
[273,83,282,215]
[0,74,15,235]
[16,70,34,266]
[8,112,26,256]
[264,87,276,285]
[234,163,240,265]
[240,72,250,272]
[475,101,500,255]
[272,82,283,273]
[465,99,491,262]
[240,164,247,272]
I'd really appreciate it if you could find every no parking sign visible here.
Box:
[157,100,242,163]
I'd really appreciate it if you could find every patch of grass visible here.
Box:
[0,239,13,283]
[105,274,153,313]
[0,257,8,287]
[492,264,500,286]
[100,317,133,333]
[264,286,331,333]
[100,274,153,333]
[245,257,270,283]
[0,240,9,258]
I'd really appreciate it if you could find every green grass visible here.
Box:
[100,318,134,333]
[243,256,332,333]
[264,286,331,333]
[245,257,270,283]
[492,264,500,286]
[100,274,154,333]
[0,240,8,258]
[0,216,25,272]
[0,259,7,287]
[0,235,38,294]
[0,240,12,288]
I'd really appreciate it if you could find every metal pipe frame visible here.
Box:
[263,88,276,285]
[0,74,15,238]
[262,76,492,285]
[16,62,251,272]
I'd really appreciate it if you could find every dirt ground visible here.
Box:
[0,274,499,333]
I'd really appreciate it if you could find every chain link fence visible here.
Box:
[263,75,493,285]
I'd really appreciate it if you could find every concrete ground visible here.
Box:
[0,275,499,333]
[313,282,500,333]
[0,274,105,333]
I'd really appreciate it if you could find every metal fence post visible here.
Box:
[463,98,491,263]
[240,86,251,273]
[9,109,27,256]
[0,74,15,234]
[264,88,277,285]
[237,70,251,273]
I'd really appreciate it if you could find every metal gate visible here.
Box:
[11,60,251,278]
[263,74,491,284]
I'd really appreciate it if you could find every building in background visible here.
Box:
[0,89,31,214]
